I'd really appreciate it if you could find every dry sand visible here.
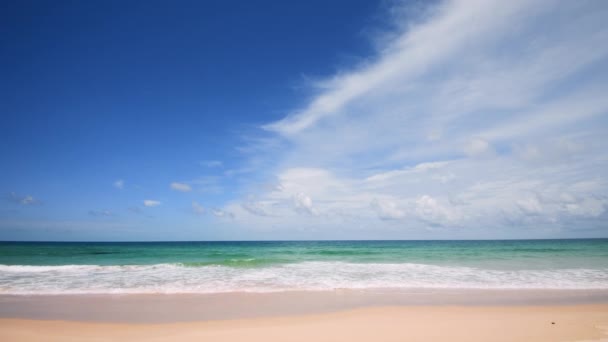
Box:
[1,305,608,342]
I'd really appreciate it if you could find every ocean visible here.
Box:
[1,239,607,295]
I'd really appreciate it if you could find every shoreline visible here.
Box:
[2,288,608,323]
[1,305,608,341]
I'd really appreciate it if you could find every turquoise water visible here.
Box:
[1,240,607,294]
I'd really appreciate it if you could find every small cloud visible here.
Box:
[241,201,269,216]
[371,198,406,220]
[464,138,495,158]
[7,192,40,205]
[200,160,223,168]
[192,201,205,215]
[170,182,192,192]
[113,180,124,189]
[88,210,113,217]
[143,200,161,207]
[292,192,316,215]
[415,195,461,225]
[212,208,235,219]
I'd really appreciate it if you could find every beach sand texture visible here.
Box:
[1,305,608,342]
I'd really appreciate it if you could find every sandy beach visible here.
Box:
[1,305,608,342]
[1,291,608,341]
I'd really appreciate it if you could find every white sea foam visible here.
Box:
[0,262,607,295]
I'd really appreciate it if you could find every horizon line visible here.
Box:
[1,237,607,243]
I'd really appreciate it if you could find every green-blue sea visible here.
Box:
[1,239,607,294]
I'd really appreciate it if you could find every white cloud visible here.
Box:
[170,182,192,192]
[263,0,554,137]
[371,198,406,220]
[241,201,271,216]
[415,195,461,225]
[292,192,316,215]
[212,208,235,219]
[366,161,450,182]
[113,180,124,189]
[192,201,205,215]
[143,200,161,207]
[7,192,40,205]
[463,138,494,158]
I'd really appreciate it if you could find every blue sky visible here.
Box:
[2,0,608,241]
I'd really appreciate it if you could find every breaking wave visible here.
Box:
[1,262,607,295]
